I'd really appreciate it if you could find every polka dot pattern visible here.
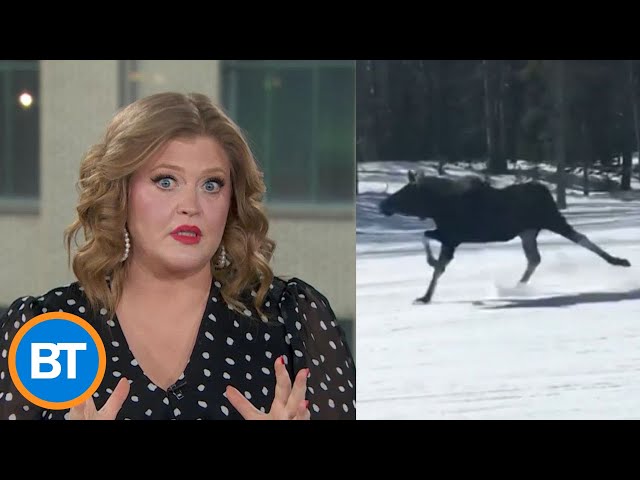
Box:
[0,277,355,420]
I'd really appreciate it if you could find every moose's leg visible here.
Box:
[422,232,438,268]
[519,229,541,283]
[548,218,631,267]
[415,244,456,304]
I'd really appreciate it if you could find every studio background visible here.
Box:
[0,60,355,358]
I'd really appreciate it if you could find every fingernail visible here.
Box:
[279,355,285,365]
[304,400,309,409]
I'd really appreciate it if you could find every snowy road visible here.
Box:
[356,162,640,419]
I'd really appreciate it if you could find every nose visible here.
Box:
[177,187,201,216]
[379,200,391,216]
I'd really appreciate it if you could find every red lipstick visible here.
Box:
[170,225,202,245]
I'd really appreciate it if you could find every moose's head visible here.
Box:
[379,169,434,219]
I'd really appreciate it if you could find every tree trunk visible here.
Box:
[484,60,507,173]
[373,60,390,160]
[431,60,443,161]
[498,60,508,169]
[483,60,496,171]
[507,60,525,169]
[622,149,632,190]
[629,60,640,185]
[555,60,567,209]
[432,60,452,168]
[581,119,590,196]
[356,60,381,165]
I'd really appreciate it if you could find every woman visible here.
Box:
[0,92,355,420]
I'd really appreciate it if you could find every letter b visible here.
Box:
[31,343,87,379]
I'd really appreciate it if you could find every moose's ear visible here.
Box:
[408,170,416,183]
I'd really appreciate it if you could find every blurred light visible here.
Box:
[152,73,166,84]
[19,92,33,108]
[128,71,143,81]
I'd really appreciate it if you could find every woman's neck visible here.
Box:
[119,259,213,313]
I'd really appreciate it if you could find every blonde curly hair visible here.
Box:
[64,92,275,320]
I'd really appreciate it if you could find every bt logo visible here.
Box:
[9,312,106,410]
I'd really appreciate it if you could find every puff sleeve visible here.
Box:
[277,278,356,420]
[0,296,48,420]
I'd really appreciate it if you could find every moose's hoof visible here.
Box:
[615,258,631,267]
[413,296,431,305]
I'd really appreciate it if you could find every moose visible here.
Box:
[379,170,631,304]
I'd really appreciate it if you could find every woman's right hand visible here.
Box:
[226,356,310,420]
[68,377,130,420]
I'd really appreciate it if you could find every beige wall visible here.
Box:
[0,60,355,329]
[1,60,119,301]
[38,60,120,292]
[0,214,39,298]
[269,215,355,320]
[135,60,220,100]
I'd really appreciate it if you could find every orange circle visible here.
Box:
[8,312,107,410]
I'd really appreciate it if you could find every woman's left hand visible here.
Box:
[226,356,310,420]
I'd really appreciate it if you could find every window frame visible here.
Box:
[222,60,354,217]
[0,60,40,215]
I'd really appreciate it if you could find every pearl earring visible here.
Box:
[216,244,230,269]
[121,228,130,262]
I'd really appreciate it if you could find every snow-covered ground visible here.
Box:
[357,160,640,419]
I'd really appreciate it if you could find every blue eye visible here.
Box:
[204,179,223,193]
[153,176,175,189]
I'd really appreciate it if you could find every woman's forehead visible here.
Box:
[143,136,231,173]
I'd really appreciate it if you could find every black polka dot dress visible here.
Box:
[0,277,355,420]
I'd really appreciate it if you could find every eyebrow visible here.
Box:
[151,163,227,176]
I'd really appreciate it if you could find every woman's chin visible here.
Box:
[160,255,211,276]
